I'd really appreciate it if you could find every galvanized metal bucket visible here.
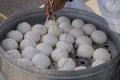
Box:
[0,8,120,80]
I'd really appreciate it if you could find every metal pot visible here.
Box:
[0,8,120,80]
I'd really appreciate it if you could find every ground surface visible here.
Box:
[0,0,100,22]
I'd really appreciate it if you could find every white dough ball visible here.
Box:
[105,0,120,13]
[32,54,50,68]
[56,41,73,53]
[59,23,71,33]
[7,30,23,42]
[51,48,68,62]
[76,35,92,46]
[70,28,84,38]
[32,24,44,34]
[91,30,107,44]
[57,57,76,70]
[74,66,87,70]
[59,33,74,44]
[24,31,41,43]
[46,19,57,29]
[92,60,105,67]
[22,47,39,60]
[17,58,33,68]
[48,25,63,36]
[43,34,58,47]
[56,16,70,24]
[82,23,96,36]
[72,19,85,29]
[93,48,111,61]
[77,44,94,58]
[20,39,36,51]
[36,43,53,56]
[1,38,18,51]
[6,50,21,59]
[17,22,31,34]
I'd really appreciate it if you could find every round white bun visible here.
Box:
[82,23,96,36]
[51,48,68,62]
[36,43,53,56]
[1,38,18,51]
[7,30,23,43]
[32,54,50,68]
[93,48,111,61]
[17,22,31,34]
[72,19,85,29]
[77,44,94,58]
[91,30,107,44]
[57,57,76,70]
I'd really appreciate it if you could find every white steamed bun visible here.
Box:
[59,23,71,33]
[93,48,111,61]
[91,30,107,44]
[6,50,21,59]
[32,24,44,34]
[36,43,53,56]
[70,28,84,38]
[24,31,41,43]
[77,44,94,58]
[42,34,58,47]
[56,41,73,53]
[17,22,31,34]
[72,19,85,29]
[51,48,68,62]
[59,33,74,44]
[20,39,36,51]
[7,30,23,43]
[32,54,50,68]
[57,57,76,70]
[46,19,56,29]
[48,25,63,36]
[56,16,70,24]
[82,23,96,36]
[22,47,39,60]
[1,38,18,51]
[76,35,92,46]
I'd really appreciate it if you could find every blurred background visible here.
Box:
[0,0,44,23]
[0,0,100,23]
[0,0,44,16]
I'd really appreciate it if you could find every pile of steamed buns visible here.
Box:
[1,16,111,71]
